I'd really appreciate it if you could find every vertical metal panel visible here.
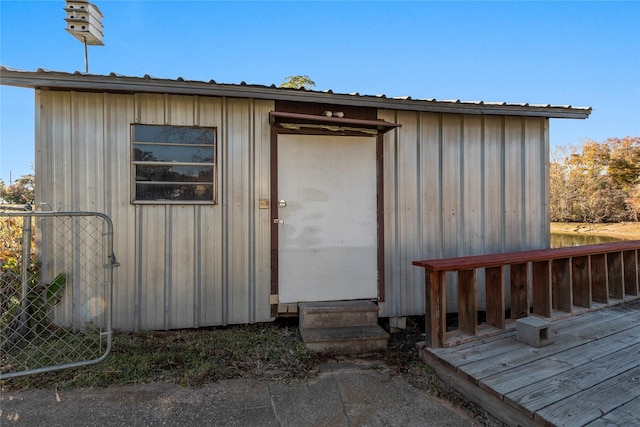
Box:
[524,117,550,249]
[36,91,72,211]
[253,101,273,323]
[378,111,550,318]
[378,110,400,311]
[419,113,443,259]
[195,96,225,326]
[224,98,252,324]
[504,117,525,252]
[441,114,463,258]
[463,115,484,255]
[397,112,422,314]
[137,205,167,328]
[103,93,136,329]
[483,116,506,253]
[36,90,274,330]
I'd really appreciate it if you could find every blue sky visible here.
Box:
[1,0,639,183]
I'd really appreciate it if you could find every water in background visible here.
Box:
[550,233,624,248]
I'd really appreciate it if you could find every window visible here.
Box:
[131,124,216,203]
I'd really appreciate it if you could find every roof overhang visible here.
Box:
[0,67,592,119]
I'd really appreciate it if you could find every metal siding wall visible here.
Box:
[419,113,444,258]
[102,93,137,329]
[36,90,549,325]
[224,98,252,325]
[441,114,463,258]
[36,91,273,330]
[504,117,525,252]
[380,110,400,311]
[483,116,506,253]
[397,112,422,314]
[524,117,550,248]
[378,111,550,318]
[36,91,73,210]
[197,97,225,326]
[253,101,273,322]
[463,115,484,255]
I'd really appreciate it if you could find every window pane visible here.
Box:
[136,183,213,201]
[133,144,214,163]
[131,124,217,204]
[135,165,213,183]
[133,125,215,145]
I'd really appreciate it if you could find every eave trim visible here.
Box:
[0,67,593,119]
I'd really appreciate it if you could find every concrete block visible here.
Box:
[389,317,407,331]
[516,316,553,347]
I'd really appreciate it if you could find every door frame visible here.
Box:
[269,109,399,316]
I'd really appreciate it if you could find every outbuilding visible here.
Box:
[0,67,591,331]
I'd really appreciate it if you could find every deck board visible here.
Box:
[418,298,640,426]
[481,326,640,397]
[505,342,640,416]
[535,365,640,427]
[584,397,640,426]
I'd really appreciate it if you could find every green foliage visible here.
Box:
[46,273,66,306]
[550,137,640,222]
[0,174,35,205]
[279,75,316,90]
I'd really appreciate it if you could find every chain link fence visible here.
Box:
[1,207,117,379]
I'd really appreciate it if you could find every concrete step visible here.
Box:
[298,300,389,355]
[299,300,379,330]
[300,325,390,355]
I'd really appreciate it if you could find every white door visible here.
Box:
[277,134,378,303]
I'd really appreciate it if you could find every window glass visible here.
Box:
[133,144,215,163]
[131,124,216,204]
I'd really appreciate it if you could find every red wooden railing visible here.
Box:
[413,240,640,348]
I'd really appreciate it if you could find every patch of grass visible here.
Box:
[2,319,320,391]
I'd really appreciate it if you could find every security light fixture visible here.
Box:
[64,0,104,72]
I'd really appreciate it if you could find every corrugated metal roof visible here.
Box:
[0,66,592,119]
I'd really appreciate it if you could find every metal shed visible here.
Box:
[0,67,591,330]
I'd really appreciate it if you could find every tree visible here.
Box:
[550,137,640,223]
[279,75,316,90]
[0,174,35,205]
[606,136,640,193]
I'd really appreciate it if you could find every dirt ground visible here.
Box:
[551,222,640,240]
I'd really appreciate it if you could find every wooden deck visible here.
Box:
[417,299,640,427]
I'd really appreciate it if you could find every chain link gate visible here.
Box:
[0,207,118,379]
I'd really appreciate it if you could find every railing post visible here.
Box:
[425,270,446,347]
[623,250,638,296]
[458,269,477,336]
[510,263,529,319]
[532,260,552,317]
[552,258,572,313]
[591,254,608,304]
[572,256,591,308]
[607,252,624,300]
[485,265,505,329]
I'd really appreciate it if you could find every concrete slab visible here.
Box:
[1,361,477,427]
